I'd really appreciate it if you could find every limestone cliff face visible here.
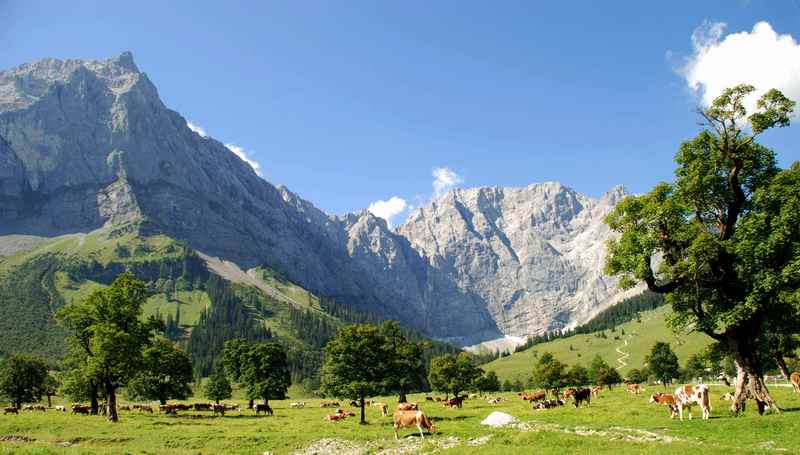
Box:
[0,53,631,345]
[396,183,635,337]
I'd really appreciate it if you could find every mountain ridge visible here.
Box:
[0,52,634,346]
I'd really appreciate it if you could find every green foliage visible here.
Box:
[187,275,272,376]
[646,342,680,387]
[57,273,159,421]
[603,85,797,409]
[204,366,232,404]
[589,355,622,389]
[0,355,49,408]
[473,370,501,393]
[428,353,484,401]
[224,339,290,406]
[531,353,567,394]
[379,321,429,401]
[566,364,590,387]
[127,339,193,405]
[626,368,648,384]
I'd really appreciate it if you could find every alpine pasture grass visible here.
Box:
[2,386,800,454]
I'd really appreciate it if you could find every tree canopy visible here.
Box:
[57,273,160,421]
[0,355,48,409]
[531,352,567,395]
[223,339,290,409]
[645,342,680,388]
[204,365,232,404]
[428,353,483,406]
[322,324,393,423]
[604,84,797,413]
[127,339,193,405]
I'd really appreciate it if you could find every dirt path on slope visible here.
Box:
[615,336,631,369]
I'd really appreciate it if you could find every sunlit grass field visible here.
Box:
[2,385,800,454]
[485,306,715,382]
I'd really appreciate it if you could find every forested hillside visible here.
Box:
[0,226,458,386]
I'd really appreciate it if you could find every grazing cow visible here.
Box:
[54,405,66,412]
[443,396,464,408]
[211,403,226,416]
[720,392,735,401]
[194,403,213,411]
[71,404,90,415]
[160,404,177,414]
[253,403,273,416]
[791,372,800,394]
[397,402,418,411]
[434,397,442,402]
[140,406,153,413]
[486,397,501,405]
[4,407,18,415]
[176,404,192,411]
[374,402,388,417]
[425,396,434,401]
[349,400,359,407]
[626,383,643,395]
[118,405,131,411]
[393,410,435,439]
[591,386,601,398]
[325,409,351,421]
[674,384,711,420]
[320,400,340,408]
[23,404,46,412]
[290,402,305,408]
[572,388,591,408]
[519,391,546,402]
[649,393,678,419]
[718,372,732,387]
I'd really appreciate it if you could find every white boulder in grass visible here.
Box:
[480,411,519,427]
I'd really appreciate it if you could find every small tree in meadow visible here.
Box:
[531,353,567,396]
[128,339,193,405]
[428,353,483,406]
[646,342,680,388]
[204,365,232,404]
[0,355,48,409]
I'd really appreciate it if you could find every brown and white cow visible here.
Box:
[626,383,643,395]
[674,384,711,420]
[519,391,546,402]
[373,402,388,417]
[397,402,418,411]
[443,396,464,408]
[649,393,678,419]
[3,407,18,415]
[320,400,340,408]
[590,386,602,398]
[71,404,90,415]
[790,372,800,394]
[393,410,435,439]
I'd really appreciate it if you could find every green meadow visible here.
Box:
[485,306,715,383]
[2,386,800,454]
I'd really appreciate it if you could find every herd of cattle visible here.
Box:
[5,372,800,440]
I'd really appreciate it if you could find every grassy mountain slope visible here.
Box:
[484,305,714,383]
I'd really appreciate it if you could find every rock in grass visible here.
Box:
[480,411,518,427]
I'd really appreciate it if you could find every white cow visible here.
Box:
[674,384,711,420]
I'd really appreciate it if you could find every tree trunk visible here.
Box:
[47,394,52,408]
[106,384,119,422]
[728,334,779,416]
[398,389,407,403]
[774,354,791,381]
[248,399,254,409]
[15,398,21,410]
[90,382,99,415]
[159,398,167,405]
[359,396,366,425]
[215,399,219,405]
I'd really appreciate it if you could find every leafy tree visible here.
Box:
[646,342,681,388]
[428,353,483,406]
[473,370,501,394]
[596,366,623,390]
[57,273,160,422]
[204,365,233,404]
[566,364,590,387]
[531,352,567,396]
[627,368,648,384]
[604,85,796,414]
[501,379,513,392]
[322,324,392,424]
[0,355,48,409]
[380,321,429,403]
[225,340,290,411]
[127,339,193,405]
[683,353,710,382]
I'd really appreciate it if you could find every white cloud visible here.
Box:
[186,121,207,137]
[225,143,263,177]
[368,196,408,226]
[681,20,800,115]
[432,167,463,197]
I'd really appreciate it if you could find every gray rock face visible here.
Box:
[397,183,636,338]
[0,53,631,345]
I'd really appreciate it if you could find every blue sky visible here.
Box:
[2,1,799,225]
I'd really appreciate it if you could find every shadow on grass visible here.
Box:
[431,415,469,422]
